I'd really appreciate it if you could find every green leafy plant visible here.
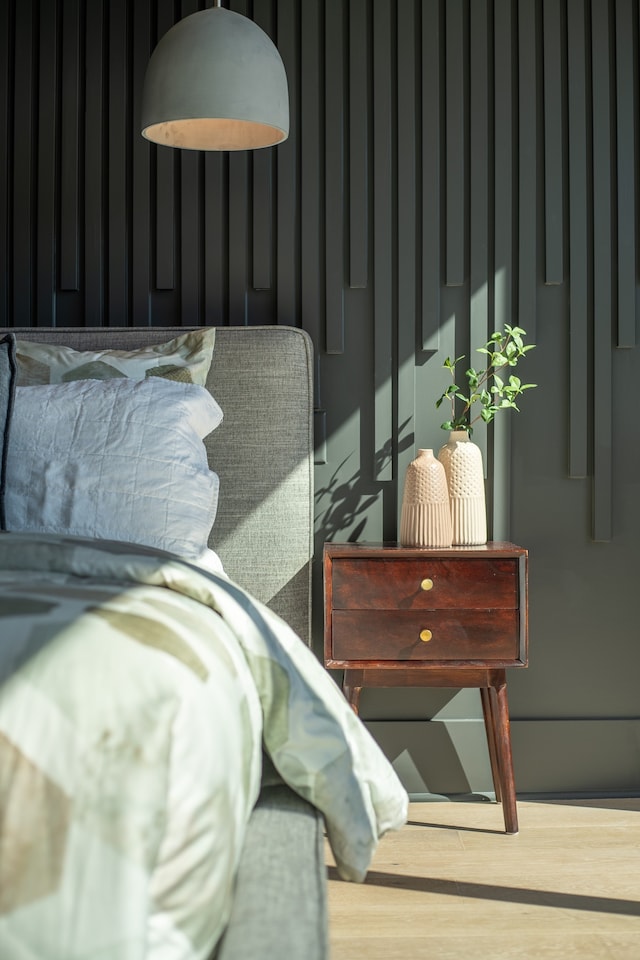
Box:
[436,324,537,435]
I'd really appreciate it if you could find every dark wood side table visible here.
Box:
[323,541,528,834]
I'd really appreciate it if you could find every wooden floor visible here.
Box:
[326,797,640,959]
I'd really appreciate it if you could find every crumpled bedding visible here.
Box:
[0,532,408,960]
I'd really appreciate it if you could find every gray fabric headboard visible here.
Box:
[4,326,314,644]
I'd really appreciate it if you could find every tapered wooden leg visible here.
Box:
[480,687,502,803]
[489,672,518,834]
[342,670,364,715]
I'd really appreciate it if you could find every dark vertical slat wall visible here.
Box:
[0,0,639,541]
[3,0,640,793]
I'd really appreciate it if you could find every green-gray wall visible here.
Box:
[2,0,639,797]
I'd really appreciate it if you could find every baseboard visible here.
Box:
[366,717,640,797]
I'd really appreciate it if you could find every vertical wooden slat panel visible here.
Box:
[567,0,589,479]
[252,149,272,291]
[180,0,201,327]
[300,0,323,391]
[131,0,151,324]
[277,0,299,326]
[468,0,490,473]
[252,0,274,293]
[421,0,442,350]
[591,0,613,541]
[543,0,564,285]
[13,0,34,325]
[202,0,227,323]
[60,0,80,292]
[0,1,10,325]
[37,0,58,327]
[615,0,637,348]
[492,0,515,540]
[373,0,393,481]
[445,0,465,287]
[325,0,345,351]
[204,153,227,324]
[155,0,176,292]
[469,0,490,371]
[227,0,250,326]
[108,0,130,325]
[397,0,417,331]
[84,0,105,326]
[494,0,514,334]
[518,0,538,339]
[349,0,368,290]
[155,151,176,290]
[397,0,418,520]
[228,147,249,325]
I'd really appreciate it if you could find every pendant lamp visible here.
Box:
[141,1,289,151]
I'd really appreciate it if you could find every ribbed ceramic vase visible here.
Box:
[437,430,487,545]
[399,449,453,548]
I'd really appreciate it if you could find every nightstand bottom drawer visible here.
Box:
[331,609,519,661]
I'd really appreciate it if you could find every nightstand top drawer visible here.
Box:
[329,557,519,610]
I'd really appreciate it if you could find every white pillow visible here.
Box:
[4,377,223,559]
[15,328,216,386]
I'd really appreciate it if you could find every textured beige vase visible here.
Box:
[437,430,487,545]
[399,449,452,548]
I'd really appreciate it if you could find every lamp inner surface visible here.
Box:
[142,117,286,151]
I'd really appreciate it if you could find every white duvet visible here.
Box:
[0,533,408,960]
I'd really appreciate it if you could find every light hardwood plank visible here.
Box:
[327,799,640,959]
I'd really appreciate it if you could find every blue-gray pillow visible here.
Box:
[0,333,17,530]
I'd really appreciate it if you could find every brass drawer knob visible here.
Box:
[419,629,433,642]
[420,578,434,591]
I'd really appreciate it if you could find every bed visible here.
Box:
[0,326,408,960]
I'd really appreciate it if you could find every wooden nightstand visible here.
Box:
[323,541,528,834]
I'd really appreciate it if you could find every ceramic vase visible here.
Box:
[399,448,453,548]
[437,430,487,545]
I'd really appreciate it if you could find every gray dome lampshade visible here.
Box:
[141,6,289,151]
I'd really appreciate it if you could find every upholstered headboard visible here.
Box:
[5,326,314,644]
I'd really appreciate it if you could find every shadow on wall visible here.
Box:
[315,419,415,543]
